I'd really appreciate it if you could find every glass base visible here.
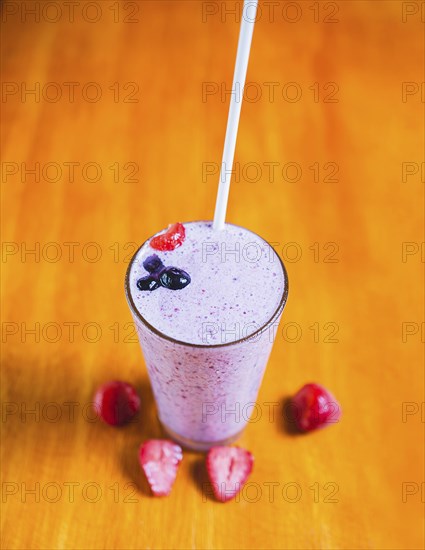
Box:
[160,422,245,452]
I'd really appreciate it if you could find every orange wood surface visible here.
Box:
[1,1,424,549]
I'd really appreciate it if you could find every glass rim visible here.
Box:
[124,221,289,349]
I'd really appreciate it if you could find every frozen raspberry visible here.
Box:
[291,383,341,432]
[93,381,140,426]
[150,223,186,251]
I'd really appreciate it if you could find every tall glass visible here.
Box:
[125,222,289,451]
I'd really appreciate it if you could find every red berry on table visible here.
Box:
[150,222,186,251]
[291,383,341,432]
[139,440,183,497]
[93,381,140,426]
[206,446,254,503]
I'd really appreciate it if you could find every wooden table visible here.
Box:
[1,1,424,548]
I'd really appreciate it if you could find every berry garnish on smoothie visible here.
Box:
[137,253,191,292]
[150,222,186,251]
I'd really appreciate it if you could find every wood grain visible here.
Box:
[1,1,424,549]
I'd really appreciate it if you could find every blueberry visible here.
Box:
[136,256,191,292]
[143,254,164,274]
[159,267,191,290]
[137,276,160,291]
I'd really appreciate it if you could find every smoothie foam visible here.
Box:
[128,221,286,345]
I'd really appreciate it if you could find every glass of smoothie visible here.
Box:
[125,221,288,451]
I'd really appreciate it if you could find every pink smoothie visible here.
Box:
[125,221,288,449]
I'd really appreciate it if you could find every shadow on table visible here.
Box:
[280,396,305,436]
[189,455,214,502]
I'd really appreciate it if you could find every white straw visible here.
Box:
[212,0,258,231]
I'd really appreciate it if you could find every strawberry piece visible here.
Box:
[206,446,254,502]
[139,440,183,496]
[291,383,341,432]
[150,223,186,251]
[93,380,140,426]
